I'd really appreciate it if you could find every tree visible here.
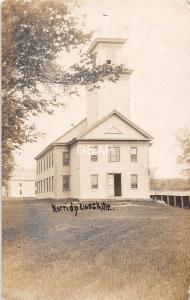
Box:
[2,0,127,182]
[177,128,190,181]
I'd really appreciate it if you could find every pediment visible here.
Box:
[78,111,153,141]
[105,126,123,134]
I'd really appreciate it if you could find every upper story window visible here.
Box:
[44,158,45,171]
[63,151,70,166]
[46,156,49,169]
[49,154,51,168]
[19,183,22,187]
[91,174,98,189]
[106,59,111,64]
[130,147,137,162]
[131,174,138,189]
[91,146,98,161]
[108,146,120,162]
[63,175,70,191]
[52,153,54,167]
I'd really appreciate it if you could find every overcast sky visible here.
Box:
[15,0,190,178]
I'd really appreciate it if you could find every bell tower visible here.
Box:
[86,38,132,127]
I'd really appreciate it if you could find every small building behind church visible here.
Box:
[35,38,153,200]
[3,168,36,199]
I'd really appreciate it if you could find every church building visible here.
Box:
[35,38,153,200]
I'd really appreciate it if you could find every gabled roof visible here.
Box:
[35,110,153,160]
[77,110,153,141]
[53,118,87,143]
[34,118,87,159]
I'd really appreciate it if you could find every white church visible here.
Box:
[35,38,153,201]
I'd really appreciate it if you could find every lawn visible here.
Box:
[3,200,190,300]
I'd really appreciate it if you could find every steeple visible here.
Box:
[86,37,132,127]
[87,37,127,65]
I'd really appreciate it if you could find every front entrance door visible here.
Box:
[108,174,114,197]
[114,174,121,196]
[108,173,122,197]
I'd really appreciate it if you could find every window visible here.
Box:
[91,174,98,189]
[91,146,98,161]
[131,174,138,189]
[49,177,51,192]
[52,153,54,167]
[19,183,22,187]
[35,182,37,194]
[108,147,120,162]
[63,152,70,166]
[52,176,54,192]
[106,59,111,64]
[46,178,49,192]
[130,147,137,162]
[46,156,49,169]
[20,190,22,195]
[49,155,51,168]
[44,158,45,171]
[44,179,45,193]
[63,175,70,191]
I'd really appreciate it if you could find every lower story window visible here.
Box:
[52,176,54,192]
[91,174,98,189]
[63,175,70,191]
[49,177,51,192]
[131,174,138,189]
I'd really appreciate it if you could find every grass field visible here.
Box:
[3,200,190,300]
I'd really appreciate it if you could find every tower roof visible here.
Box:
[87,37,127,54]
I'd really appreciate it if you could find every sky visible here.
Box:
[15,0,190,178]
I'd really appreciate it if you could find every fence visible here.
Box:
[150,193,190,209]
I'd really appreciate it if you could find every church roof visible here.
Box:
[34,118,87,159]
[35,110,153,160]
[77,110,153,141]
[53,118,87,143]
